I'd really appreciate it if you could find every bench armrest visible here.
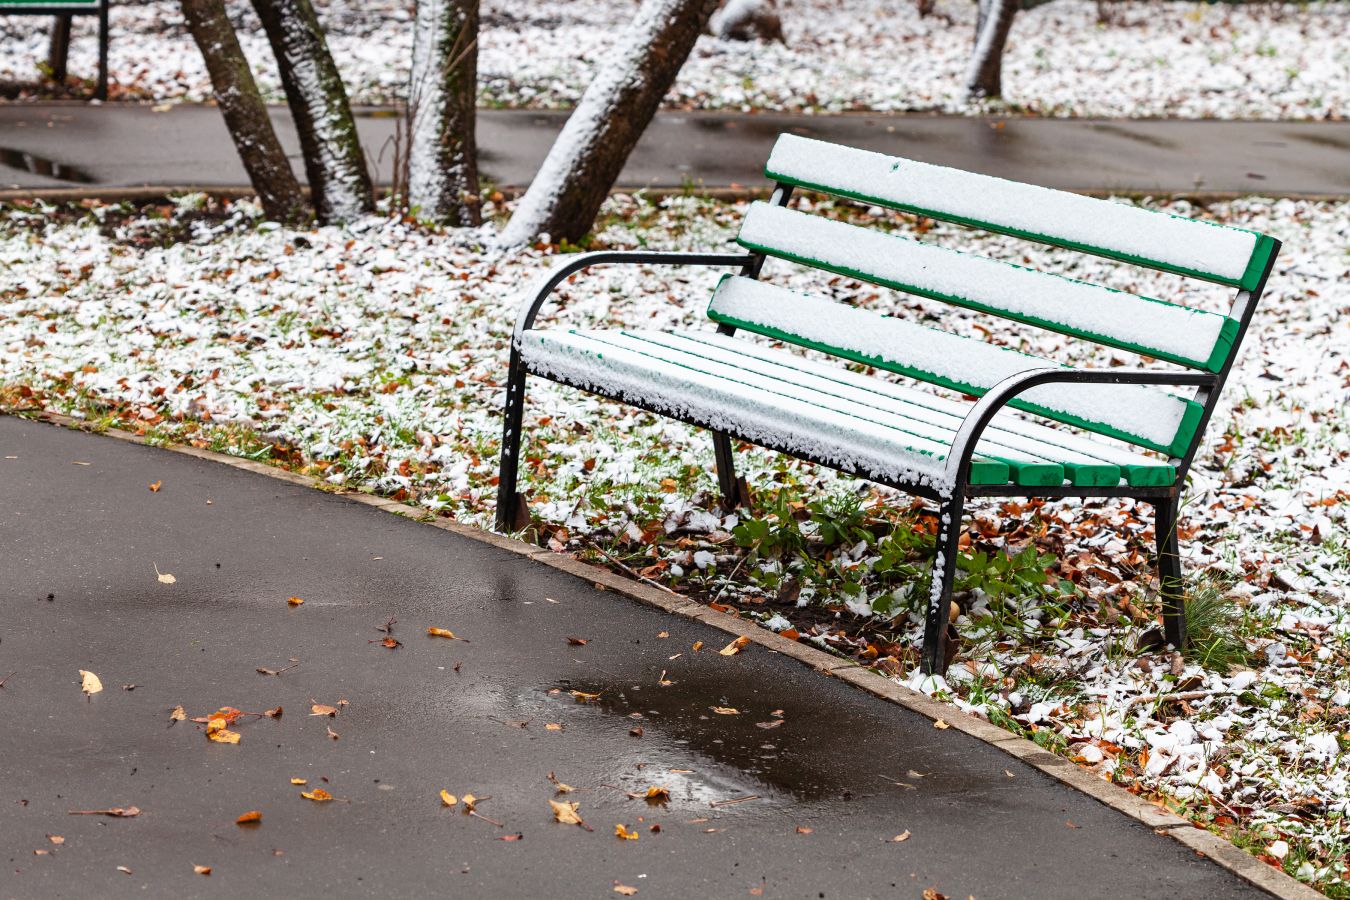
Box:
[945,367,1219,486]
[513,251,756,341]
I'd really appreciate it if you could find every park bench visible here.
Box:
[495,133,1280,676]
[1,0,109,100]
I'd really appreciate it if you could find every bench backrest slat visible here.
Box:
[765,134,1278,292]
[736,201,1239,372]
[707,275,1202,456]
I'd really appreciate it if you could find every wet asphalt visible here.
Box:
[0,104,1347,198]
[0,415,1271,899]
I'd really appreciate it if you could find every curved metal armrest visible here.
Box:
[944,367,1219,485]
[512,250,756,340]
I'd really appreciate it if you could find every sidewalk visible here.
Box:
[1,104,1347,199]
[0,413,1294,899]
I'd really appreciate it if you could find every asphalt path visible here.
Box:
[0,414,1274,899]
[0,104,1347,198]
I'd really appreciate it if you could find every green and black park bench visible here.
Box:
[1,0,109,100]
[495,134,1280,676]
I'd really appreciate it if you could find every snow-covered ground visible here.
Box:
[0,0,1346,118]
[2,192,1348,888]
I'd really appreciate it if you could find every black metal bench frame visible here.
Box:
[3,0,109,100]
[495,183,1281,676]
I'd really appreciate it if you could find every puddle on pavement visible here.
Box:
[0,147,95,183]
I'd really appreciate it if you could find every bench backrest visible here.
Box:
[0,0,103,8]
[712,134,1279,459]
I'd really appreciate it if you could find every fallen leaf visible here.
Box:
[569,690,601,702]
[497,832,523,841]
[630,725,644,737]
[615,823,639,840]
[149,481,162,492]
[933,720,950,730]
[462,793,478,812]
[264,706,283,719]
[427,627,465,640]
[888,830,912,843]
[34,849,50,856]
[47,834,65,845]
[154,564,176,585]
[796,826,812,835]
[547,772,574,794]
[643,786,670,803]
[692,641,703,652]
[206,718,241,745]
[614,886,638,896]
[657,631,668,639]
[719,636,750,656]
[372,636,402,650]
[117,866,132,874]
[68,807,140,818]
[545,723,563,731]
[440,790,457,807]
[549,799,591,830]
[326,726,339,740]
[712,707,740,715]
[658,671,674,687]
[290,778,307,785]
[236,811,261,825]
[922,890,947,900]
[300,789,332,802]
[193,864,211,875]
[566,636,589,646]
[79,670,103,696]
[310,704,338,717]
[755,720,783,730]
[287,596,304,606]
[168,705,186,724]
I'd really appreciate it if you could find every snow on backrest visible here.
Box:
[764,134,1278,293]
[735,201,1239,372]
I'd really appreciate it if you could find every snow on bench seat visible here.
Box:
[518,328,1178,489]
[707,275,1202,458]
[737,201,1239,373]
[764,134,1279,293]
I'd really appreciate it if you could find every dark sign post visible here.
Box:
[0,0,109,100]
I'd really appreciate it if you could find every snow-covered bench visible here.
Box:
[1,0,110,99]
[495,133,1281,675]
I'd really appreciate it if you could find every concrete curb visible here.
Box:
[12,409,1322,900]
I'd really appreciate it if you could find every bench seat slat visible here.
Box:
[738,202,1238,373]
[518,329,1007,489]
[765,134,1278,292]
[708,275,1202,457]
[659,331,1174,487]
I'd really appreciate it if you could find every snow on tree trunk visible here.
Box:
[407,0,481,226]
[251,0,373,224]
[966,0,1019,100]
[181,0,309,224]
[499,0,719,247]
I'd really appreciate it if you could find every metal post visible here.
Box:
[47,13,72,82]
[1155,497,1187,649]
[922,492,964,675]
[95,0,109,101]
[494,350,528,532]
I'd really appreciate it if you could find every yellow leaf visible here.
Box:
[888,830,912,843]
[657,631,668,639]
[933,720,950,730]
[169,705,186,722]
[461,793,477,812]
[236,811,262,825]
[692,641,703,651]
[427,626,460,639]
[287,596,304,606]
[614,886,638,896]
[149,481,162,492]
[719,636,750,656]
[644,786,670,802]
[47,834,65,845]
[154,564,176,585]
[310,704,337,717]
[290,778,307,785]
[440,790,457,807]
[545,723,563,731]
[79,670,103,695]
[206,718,241,744]
[569,690,601,702]
[300,789,333,802]
[549,799,584,826]
[712,707,740,715]
[193,864,211,875]
[615,823,639,841]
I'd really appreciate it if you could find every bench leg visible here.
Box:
[921,492,964,676]
[95,2,109,101]
[48,14,72,83]
[494,350,529,532]
[712,431,744,510]
[1155,497,1187,650]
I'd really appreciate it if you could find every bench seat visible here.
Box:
[518,328,1176,491]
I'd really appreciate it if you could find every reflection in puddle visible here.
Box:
[0,147,95,183]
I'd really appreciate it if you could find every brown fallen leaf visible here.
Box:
[547,772,574,794]
[755,720,783,730]
[569,690,601,702]
[545,723,563,731]
[34,849,51,856]
[287,596,304,606]
[68,807,140,818]
[692,641,703,652]
[796,826,812,835]
[236,811,262,826]
[657,631,669,639]
[326,726,339,740]
[300,789,332,802]
[615,823,639,841]
[427,626,466,640]
[149,481,162,492]
[719,636,750,656]
[264,706,283,719]
[79,670,103,696]
[657,671,674,687]
[630,725,644,737]
[711,706,740,715]
[193,864,211,875]
[614,886,638,896]
[922,890,948,900]
[549,799,592,830]
[888,830,912,843]
[310,703,338,717]
[933,720,951,730]
[440,790,457,807]
[154,564,176,585]
[566,636,589,646]
[497,832,523,841]
[117,866,132,875]
[168,705,186,725]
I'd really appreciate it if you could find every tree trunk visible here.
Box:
[500,0,719,246]
[181,0,309,223]
[407,0,481,226]
[966,0,1019,100]
[251,0,374,224]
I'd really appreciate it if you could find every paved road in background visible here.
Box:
[0,414,1274,899]
[1,103,1347,197]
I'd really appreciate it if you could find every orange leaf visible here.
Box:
[718,636,750,656]
[149,481,162,492]
[300,789,332,802]
[287,596,304,607]
[193,864,211,876]
[236,811,262,825]
[614,823,639,841]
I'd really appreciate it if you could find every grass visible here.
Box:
[1183,579,1255,671]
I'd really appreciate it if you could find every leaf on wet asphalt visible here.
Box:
[755,720,783,729]
[547,772,574,794]
[643,786,670,803]
[796,826,812,835]
[168,705,186,725]
[718,636,750,656]
[658,671,673,687]
[300,789,333,802]
[236,811,262,825]
[154,564,176,585]
[569,690,601,703]
[497,832,523,841]
[657,631,668,639]
[79,670,103,696]
[566,636,589,646]
[549,799,591,830]
[149,481,162,492]
[613,885,638,896]
[933,720,950,730]
[291,778,307,785]
[265,706,283,719]
[545,723,563,731]
[629,725,643,738]
[615,823,639,841]
[887,830,912,843]
[206,717,241,745]
[440,790,457,807]
[326,726,339,740]
[310,703,338,717]
[47,834,65,844]
[68,807,140,817]
[462,794,478,812]
[427,627,465,640]
[691,641,703,652]
[193,864,211,875]
[711,707,740,715]
[116,866,132,875]
[371,636,402,650]
[921,889,947,900]
[287,596,304,606]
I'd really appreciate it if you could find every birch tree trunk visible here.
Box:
[181,0,309,223]
[499,0,719,246]
[965,0,1019,99]
[251,0,373,224]
[407,0,481,226]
